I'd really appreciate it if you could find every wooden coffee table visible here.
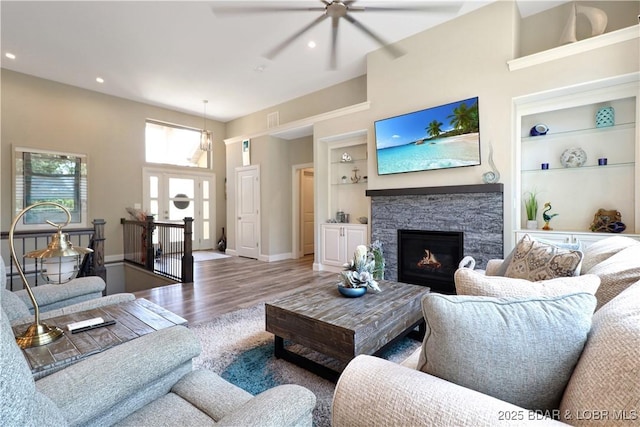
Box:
[265,280,430,382]
[13,298,187,379]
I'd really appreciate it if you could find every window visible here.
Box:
[14,148,88,229]
[145,120,209,168]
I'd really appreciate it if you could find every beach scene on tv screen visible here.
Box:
[375,97,480,175]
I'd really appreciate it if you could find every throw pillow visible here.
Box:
[560,281,640,425]
[417,292,596,412]
[454,268,600,298]
[495,234,582,277]
[504,234,583,280]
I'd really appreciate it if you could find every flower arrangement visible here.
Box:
[338,241,385,293]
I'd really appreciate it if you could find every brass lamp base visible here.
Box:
[16,322,64,349]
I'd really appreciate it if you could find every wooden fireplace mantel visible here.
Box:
[365,183,503,198]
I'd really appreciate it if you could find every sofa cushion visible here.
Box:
[0,310,67,427]
[559,281,640,425]
[417,292,596,412]
[0,287,31,323]
[503,235,583,280]
[455,268,600,298]
[585,244,640,310]
[581,235,639,273]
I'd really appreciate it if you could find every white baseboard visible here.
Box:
[259,252,292,262]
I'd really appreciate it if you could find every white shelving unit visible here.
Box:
[327,138,369,224]
[513,73,640,246]
[318,134,370,272]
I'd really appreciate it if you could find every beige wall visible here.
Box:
[313,0,638,256]
[226,75,367,137]
[1,70,227,258]
[225,134,313,258]
[519,1,640,57]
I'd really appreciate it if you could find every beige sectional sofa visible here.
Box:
[332,236,640,426]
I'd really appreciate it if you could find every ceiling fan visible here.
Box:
[211,1,461,69]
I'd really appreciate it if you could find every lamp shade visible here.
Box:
[26,226,92,284]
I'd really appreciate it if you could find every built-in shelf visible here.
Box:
[521,122,634,143]
[508,25,639,71]
[522,162,634,173]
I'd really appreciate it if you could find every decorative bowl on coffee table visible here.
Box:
[338,286,367,298]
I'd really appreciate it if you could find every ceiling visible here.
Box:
[1,1,568,123]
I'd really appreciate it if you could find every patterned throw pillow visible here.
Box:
[504,235,583,280]
[417,292,597,412]
[454,268,600,298]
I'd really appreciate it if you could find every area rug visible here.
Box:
[190,303,421,427]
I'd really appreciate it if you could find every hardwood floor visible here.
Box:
[133,254,336,324]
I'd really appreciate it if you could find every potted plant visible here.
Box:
[338,243,384,297]
[524,191,539,229]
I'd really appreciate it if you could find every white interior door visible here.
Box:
[301,168,315,255]
[143,168,214,251]
[236,165,260,259]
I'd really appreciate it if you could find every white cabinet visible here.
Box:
[320,224,368,271]
[513,74,640,248]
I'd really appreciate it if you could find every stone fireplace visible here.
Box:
[398,230,463,294]
[366,184,503,293]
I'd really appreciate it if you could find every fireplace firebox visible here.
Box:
[397,230,463,294]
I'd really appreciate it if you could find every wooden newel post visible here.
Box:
[182,217,194,283]
[145,215,155,272]
[91,219,107,294]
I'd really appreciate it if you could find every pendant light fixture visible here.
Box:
[200,100,212,152]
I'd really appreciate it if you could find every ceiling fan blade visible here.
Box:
[347,2,462,13]
[343,14,404,59]
[330,16,339,70]
[264,14,329,60]
[211,3,325,16]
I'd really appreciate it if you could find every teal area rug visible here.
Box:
[190,303,421,427]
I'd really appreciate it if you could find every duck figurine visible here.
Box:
[542,202,559,230]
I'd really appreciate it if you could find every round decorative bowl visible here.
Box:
[560,147,587,168]
[529,123,549,136]
[337,286,367,298]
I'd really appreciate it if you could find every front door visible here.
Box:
[143,168,214,250]
[236,165,260,259]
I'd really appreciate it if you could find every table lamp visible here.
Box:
[9,202,93,349]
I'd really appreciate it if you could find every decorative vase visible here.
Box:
[526,220,538,230]
[595,106,614,128]
[338,286,367,298]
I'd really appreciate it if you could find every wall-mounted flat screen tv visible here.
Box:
[374,97,481,175]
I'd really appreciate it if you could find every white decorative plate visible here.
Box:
[560,147,587,168]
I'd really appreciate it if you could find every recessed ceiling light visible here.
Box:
[5,52,16,60]
[96,77,104,83]
[307,41,317,49]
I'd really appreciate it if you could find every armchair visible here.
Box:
[1,307,316,426]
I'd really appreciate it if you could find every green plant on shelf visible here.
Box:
[524,191,538,221]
